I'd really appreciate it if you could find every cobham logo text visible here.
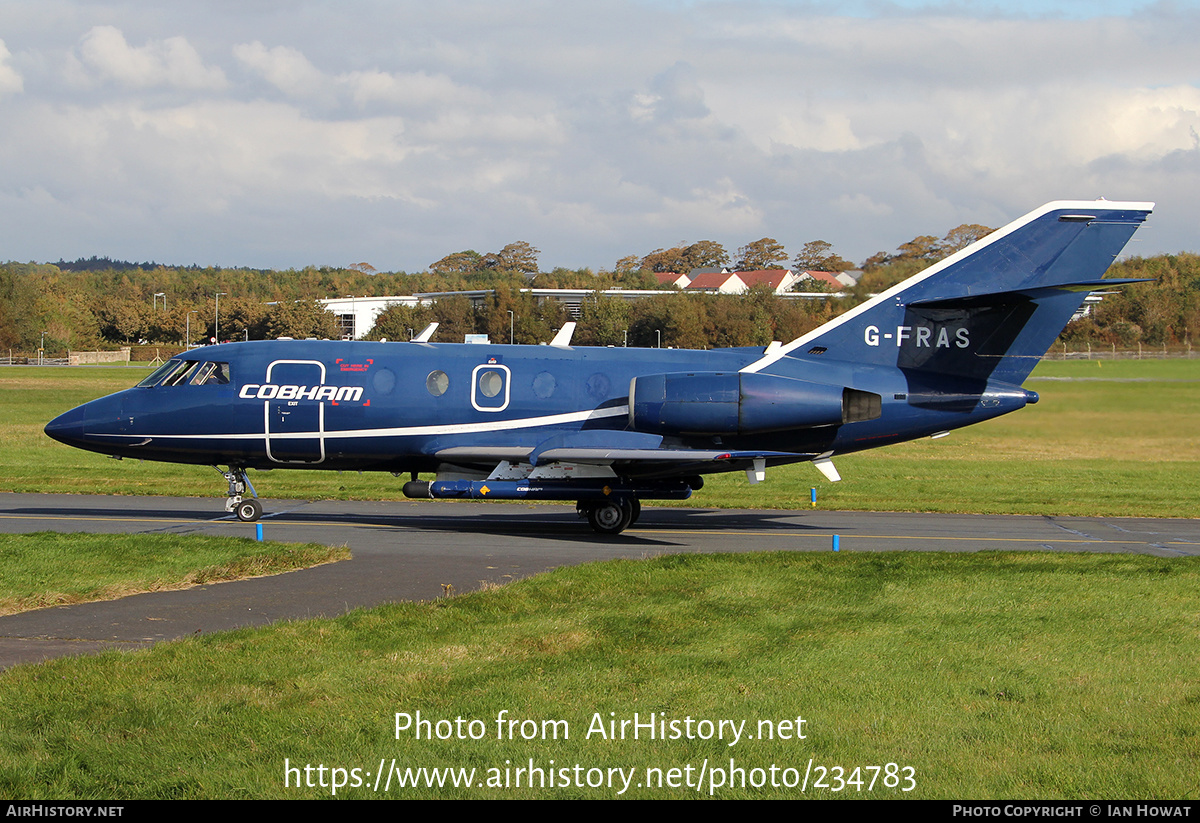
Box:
[239,384,364,402]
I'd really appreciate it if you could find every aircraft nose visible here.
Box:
[44,405,87,447]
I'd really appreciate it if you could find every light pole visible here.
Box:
[153,292,166,311]
[623,329,628,347]
[186,311,196,348]
[39,331,45,365]
[656,329,661,348]
[507,310,514,345]
[215,292,227,344]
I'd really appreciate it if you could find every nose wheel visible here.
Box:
[216,466,263,522]
[235,498,263,522]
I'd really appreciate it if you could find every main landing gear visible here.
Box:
[216,466,262,522]
[401,476,692,536]
[577,497,641,535]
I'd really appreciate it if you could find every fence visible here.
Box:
[1,348,133,366]
[1044,343,1197,360]
[0,353,69,366]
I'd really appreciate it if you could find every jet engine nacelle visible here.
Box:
[628,371,880,436]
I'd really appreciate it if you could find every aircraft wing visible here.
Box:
[432,444,811,466]
[434,428,814,479]
[529,446,812,465]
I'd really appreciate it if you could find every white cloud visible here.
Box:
[1,2,1198,269]
[75,25,226,90]
[0,39,22,97]
[342,69,483,111]
[233,42,501,119]
[233,40,332,103]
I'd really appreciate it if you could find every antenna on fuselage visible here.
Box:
[549,321,576,347]
[412,322,439,343]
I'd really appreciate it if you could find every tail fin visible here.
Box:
[743,200,1153,385]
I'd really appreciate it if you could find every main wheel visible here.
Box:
[587,499,632,535]
[235,498,263,522]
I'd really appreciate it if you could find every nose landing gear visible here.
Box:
[216,466,263,522]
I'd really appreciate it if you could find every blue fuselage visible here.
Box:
[45,338,1033,478]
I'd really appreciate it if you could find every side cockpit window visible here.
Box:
[136,359,229,388]
[190,361,230,385]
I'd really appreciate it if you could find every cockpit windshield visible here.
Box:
[137,359,229,388]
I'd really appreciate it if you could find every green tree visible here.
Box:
[219,298,271,342]
[266,300,339,340]
[704,289,775,348]
[735,238,787,271]
[940,224,994,256]
[860,251,892,271]
[575,293,632,347]
[642,241,731,273]
[491,241,540,273]
[98,298,151,344]
[684,240,730,270]
[0,266,43,349]
[477,286,567,344]
[613,254,643,273]
[640,248,687,273]
[365,303,436,341]
[896,235,942,262]
[793,240,852,272]
[629,293,707,349]
[428,295,479,343]
[431,250,483,274]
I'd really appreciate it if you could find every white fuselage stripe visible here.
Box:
[92,405,630,441]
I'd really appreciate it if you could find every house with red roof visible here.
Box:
[684,271,747,294]
[734,269,799,294]
[653,271,692,289]
[795,270,850,291]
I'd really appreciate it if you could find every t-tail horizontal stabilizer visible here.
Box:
[743,200,1154,385]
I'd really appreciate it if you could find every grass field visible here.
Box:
[0,550,1195,799]
[0,532,348,616]
[5,359,1198,517]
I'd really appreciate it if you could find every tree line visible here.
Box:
[2,225,1197,352]
[0,259,654,352]
[364,286,838,349]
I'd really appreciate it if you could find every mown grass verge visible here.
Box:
[0,550,1195,799]
[0,532,348,615]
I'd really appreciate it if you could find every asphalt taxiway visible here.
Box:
[2,493,1197,670]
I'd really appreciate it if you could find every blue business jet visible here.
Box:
[45,200,1153,534]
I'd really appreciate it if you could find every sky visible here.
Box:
[0,1,1197,272]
